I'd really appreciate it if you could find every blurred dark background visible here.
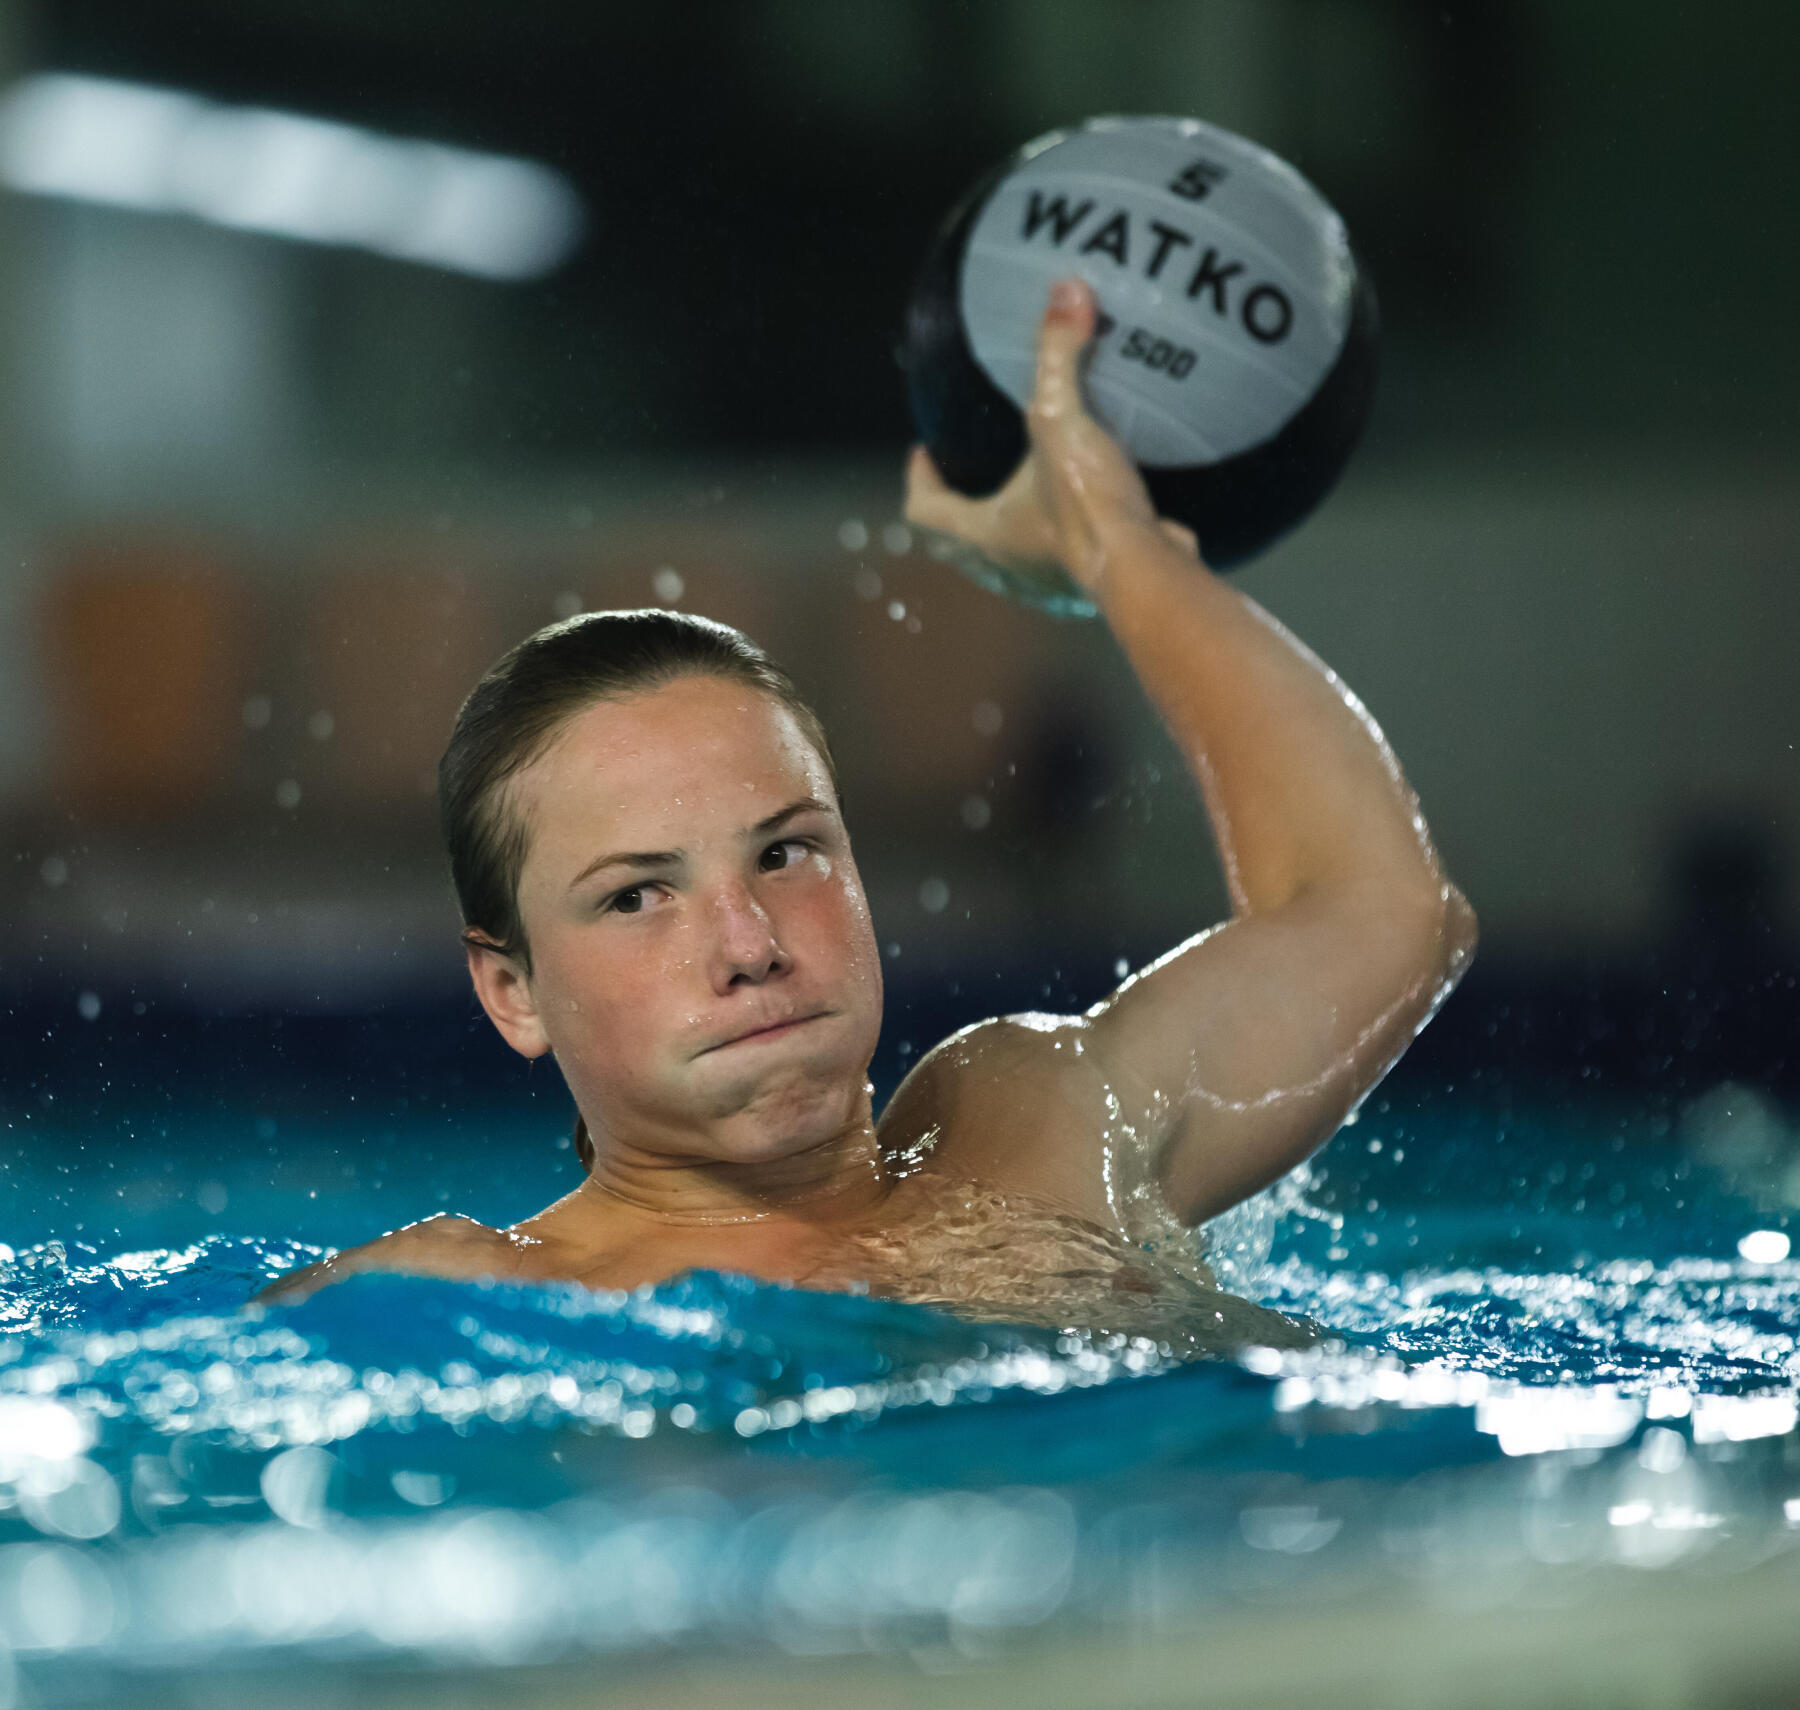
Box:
[2,0,1795,1245]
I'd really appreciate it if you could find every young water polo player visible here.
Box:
[259,279,1475,1349]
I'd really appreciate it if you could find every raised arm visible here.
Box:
[905,278,1475,1226]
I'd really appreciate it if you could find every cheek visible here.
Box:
[802,870,880,981]
[536,933,684,1057]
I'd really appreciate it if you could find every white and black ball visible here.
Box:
[902,115,1378,581]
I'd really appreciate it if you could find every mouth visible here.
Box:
[701,1012,828,1054]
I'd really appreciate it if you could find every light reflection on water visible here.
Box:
[4,1119,1800,1690]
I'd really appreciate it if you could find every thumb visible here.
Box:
[903,443,990,537]
[1028,277,1099,435]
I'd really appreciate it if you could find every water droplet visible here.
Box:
[837,519,869,552]
[918,877,949,914]
[307,710,335,741]
[76,991,101,1021]
[971,700,1004,736]
[21,1458,120,1540]
[1738,1229,1789,1264]
[882,522,913,555]
[391,1469,455,1506]
[1637,1425,1687,1474]
[652,567,685,604]
[274,780,302,810]
[40,855,68,887]
[242,694,273,731]
[960,795,992,831]
[260,1446,338,1528]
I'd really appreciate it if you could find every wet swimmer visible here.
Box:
[258,278,1476,1354]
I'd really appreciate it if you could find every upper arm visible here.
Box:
[1083,881,1476,1226]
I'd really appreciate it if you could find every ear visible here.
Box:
[465,938,553,1059]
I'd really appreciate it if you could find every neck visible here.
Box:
[580,1099,890,1227]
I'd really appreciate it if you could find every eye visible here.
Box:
[759,837,815,873]
[604,883,666,916]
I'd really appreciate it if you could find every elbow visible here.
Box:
[1370,875,1477,998]
[1352,871,1477,971]
[1372,879,1476,1051]
[1398,881,1477,1020]
[1441,881,1478,981]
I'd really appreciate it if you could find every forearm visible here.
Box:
[909,279,1475,1227]
[905,275,1461,925]
[1093,520,1446,918]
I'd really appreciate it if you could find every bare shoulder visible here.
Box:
[878,1011,1111,1216]
[253,1213,518,1307]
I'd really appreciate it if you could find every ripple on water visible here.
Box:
[2,1232,1798,1484]
[5,1223,1800,1676]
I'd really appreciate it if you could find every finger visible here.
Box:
[902,443,989,537]
[901,443,952,519]
[1028,277,1098,433]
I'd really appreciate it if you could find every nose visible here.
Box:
[705,877,790,990]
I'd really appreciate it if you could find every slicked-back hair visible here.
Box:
[439,608,839,976]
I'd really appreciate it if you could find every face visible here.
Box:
[472,675,883,1166]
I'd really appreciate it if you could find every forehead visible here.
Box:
[512,676,831,844]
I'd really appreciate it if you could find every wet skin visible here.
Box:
[262,676,1252,1334]
[260,280,1476,1347]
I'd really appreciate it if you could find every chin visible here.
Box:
[707,1068,864,1163]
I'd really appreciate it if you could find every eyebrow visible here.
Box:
[566,796,830,893]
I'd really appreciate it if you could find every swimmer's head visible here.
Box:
[440,610,879,1172]
[441,609,839,971]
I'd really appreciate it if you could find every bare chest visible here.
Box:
[522,1174,1309,1356]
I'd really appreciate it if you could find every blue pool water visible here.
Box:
[4,1074,1800,1692]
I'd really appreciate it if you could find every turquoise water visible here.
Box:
[4,1088,1800,1689]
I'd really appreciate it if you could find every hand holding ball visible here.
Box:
[905,276,1189,607]
[901,116,1379,614]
